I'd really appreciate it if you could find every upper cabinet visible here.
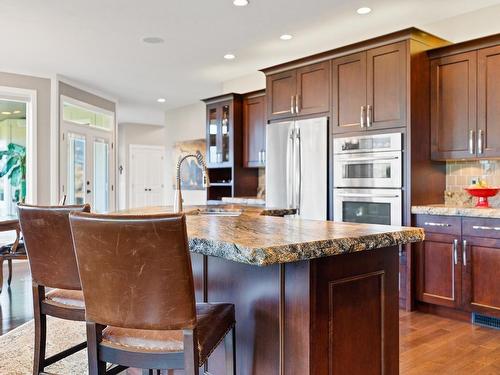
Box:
[266,61,330,121]
[430,36,500,160]
[243,91,266,168]
[205,99,234,167]
[332,42,407,133]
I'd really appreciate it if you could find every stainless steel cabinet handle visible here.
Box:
[478,129,484,155]
[472,225,500,231]
[424,222,451,227]
[336,193,400,198]
[469,130,476,155]
[290,96,295,115]
[462,240,467,267]
[295,94,300,114]
[340,156,399,162]
[360,106,365,128]
[453,239,458,265]
[367,105,372,128]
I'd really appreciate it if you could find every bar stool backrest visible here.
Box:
[69,212,197,331]
[18,204,91,290]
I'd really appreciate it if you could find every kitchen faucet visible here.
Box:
[174,151,210,213]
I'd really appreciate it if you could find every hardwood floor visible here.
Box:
[1,261,500,374]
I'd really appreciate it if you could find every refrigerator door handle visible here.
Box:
[295,127,302,214]
[286,127,295,208]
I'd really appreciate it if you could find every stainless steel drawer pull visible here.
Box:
[424,222,451,227]
[462,239,467,267]
[472,225,500,231]
[453,239,458,265]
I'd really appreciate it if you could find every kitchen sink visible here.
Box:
[187,208,243,217]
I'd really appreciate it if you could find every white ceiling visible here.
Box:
[1,0,499,111]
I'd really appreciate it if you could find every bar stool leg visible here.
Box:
[0,258,4,293]
[32,285,46,375]
[86,322,107,375]
[7,259,12,286]
[183,329,200,375]
[224,326,236,375]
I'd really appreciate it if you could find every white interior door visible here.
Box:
[60,122,115,212]
[129,145,165,208]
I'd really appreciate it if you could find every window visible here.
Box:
[62,99,114,131]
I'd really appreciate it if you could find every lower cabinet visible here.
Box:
[414,215,500,318]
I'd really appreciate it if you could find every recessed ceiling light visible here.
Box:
[142,36,165,44]
[224,54,236,60]
[13,110,21,114]
[157,98,166,103]
[280,34,293,41]
[356,7,372,15]
[233,0,249,6]
[1,111,12,115]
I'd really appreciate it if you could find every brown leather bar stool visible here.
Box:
[18,204,91,375]
[69,212,236,375]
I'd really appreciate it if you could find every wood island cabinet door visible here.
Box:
[331,52,367,134]
[267,70,296,121]
[366,41,407,130]
[430,51,477,160]
[243,95,266,168]
[478,45,500,158]
[295,61,330,117]
[461,236,500,317]
[415,232,462,308]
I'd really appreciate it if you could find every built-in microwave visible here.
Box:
[333,188,402,226]
[333,133,403,189]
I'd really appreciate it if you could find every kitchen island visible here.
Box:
[122,207,424,375]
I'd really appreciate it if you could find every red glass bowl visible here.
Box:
[464,187,500,208]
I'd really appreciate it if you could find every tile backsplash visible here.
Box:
[445,160,500,207]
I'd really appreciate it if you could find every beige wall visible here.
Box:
[0,71,51,204]
[164,102,207,206]
[59,82,115,112]
[117,122,167,209]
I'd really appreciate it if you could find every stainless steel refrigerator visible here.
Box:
[265,117,328,220]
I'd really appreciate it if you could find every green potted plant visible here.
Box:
[0,143,26,203]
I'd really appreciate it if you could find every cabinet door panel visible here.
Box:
[267,70,296,121]
[462,236,500,317]
[296,61,330,116]
[366,42,407,130]
[331,52,367,134]
[243,95,266,168]
[478,45,500,158]
[431,52,477,160]
[415,232,461,308]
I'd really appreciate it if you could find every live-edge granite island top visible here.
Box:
[119,206,424,375]
[186,214,424,266]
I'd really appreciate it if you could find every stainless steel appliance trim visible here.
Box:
[333,132,403,154]
[333,188,402,226]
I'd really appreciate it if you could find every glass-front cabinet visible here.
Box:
[205,99,233,167]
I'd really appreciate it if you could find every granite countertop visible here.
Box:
[119,204,296,217]
[411,204,500,219]
[118,206,424,266]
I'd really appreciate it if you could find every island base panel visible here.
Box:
[184,246,399,375]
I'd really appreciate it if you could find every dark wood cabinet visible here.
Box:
[332,42,407,134]
[266,70,296,120]
[415,216,462,309]
[331,52,367,133]
[266,61,329,121]
[416,232,461,308]
[414,214,500,318]
[367,42,407,130]
[295,62,330,117]
[202,93,258,201]
[430,52,477,160]
[243,91,266,168]
[430,36,500,160]
[478,45,500,158]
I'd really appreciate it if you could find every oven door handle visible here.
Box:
[337,156,400,162]
[335,193,400,198]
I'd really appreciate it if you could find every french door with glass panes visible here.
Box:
[60,122,115,212]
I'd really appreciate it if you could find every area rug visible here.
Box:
[0,316,87,374]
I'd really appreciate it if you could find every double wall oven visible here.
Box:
[333,133,403,226]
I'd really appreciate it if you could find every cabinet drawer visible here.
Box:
[414,215,462,236]
[463,217,500,239]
